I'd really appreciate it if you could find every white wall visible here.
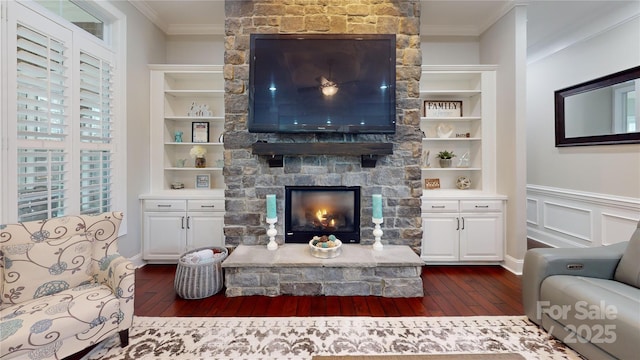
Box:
[479,5,529,272]
[166,35,225,64]
[527,17,640,199]
[421,36,479,64]
[110,1,166,259]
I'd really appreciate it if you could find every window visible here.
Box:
[3,1,125,223]
[34,0,104,39]
[613,80,637,134]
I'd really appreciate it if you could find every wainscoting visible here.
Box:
[527,185,640,248]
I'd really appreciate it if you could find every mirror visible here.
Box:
[555,65,640,146]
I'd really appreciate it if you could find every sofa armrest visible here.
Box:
[522,242,628,325]
[95,254,135,330]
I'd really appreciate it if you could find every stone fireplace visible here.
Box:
[285,186,361,244]
[223,0,424,252]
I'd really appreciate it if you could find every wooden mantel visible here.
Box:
[251,142,394,167]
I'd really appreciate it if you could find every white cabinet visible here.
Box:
[149,65,225,192]
[142,198,225,263]
[421,199,504,262]
[420,65,496,193]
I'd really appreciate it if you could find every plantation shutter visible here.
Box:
[79,52,114,214]
[15,23,70,221]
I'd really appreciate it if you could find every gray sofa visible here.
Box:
[522,222,640,360]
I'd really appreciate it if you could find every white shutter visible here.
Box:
[15,21,71,221]
[78,51,114,214]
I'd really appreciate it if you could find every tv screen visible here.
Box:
[248,34,396,134]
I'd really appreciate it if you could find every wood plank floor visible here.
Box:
[135,265,523,317]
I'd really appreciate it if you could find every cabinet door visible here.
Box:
[459,213,503,261]
[422,213,460,261]
[143,212,186,261]
[187,212,224,250]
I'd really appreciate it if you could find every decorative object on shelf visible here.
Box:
[192,122,209,143]
[266,194,278,251]
[176,159,186,168]
[423,150,431,167]
[218,133,224,143]
[170,182,184,190]
[372,194,383,251]
[174,131,183,143]
[424,178,440,190]
[424,100,462,117]
[436,123,454,138]
[372,218,384,251]
[457,151,470,168]
[195,174,210,189]
[436,150,456,168]
[456,176,471,190]
[455,132,471,138]
[309,235,342,258]
[190,145,207,168]
[188,102,212,117]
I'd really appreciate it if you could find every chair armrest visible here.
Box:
[95,254,135,329]
[522,242,628,325]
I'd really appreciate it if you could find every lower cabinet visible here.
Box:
[421,198,505,262]
[142,198,224,263]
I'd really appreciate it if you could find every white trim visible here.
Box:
[127,0,168,34]
[527,185,640,248]
[501,254,523,275]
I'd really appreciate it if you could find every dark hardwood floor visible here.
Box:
[135,265,523,317]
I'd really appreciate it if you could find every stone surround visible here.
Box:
[223,0,424,252]
[222,244,424,297]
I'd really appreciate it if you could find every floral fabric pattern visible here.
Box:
[0,212,134,360]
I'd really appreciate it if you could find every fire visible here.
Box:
[316,209,327,222]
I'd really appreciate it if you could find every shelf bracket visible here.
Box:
[267,155,284,167]
[361,155,378,168]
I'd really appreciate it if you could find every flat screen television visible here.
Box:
[248,34,396,134]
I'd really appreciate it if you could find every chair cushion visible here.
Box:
[614,222,640,288]
[2,234,93,306]
[0,283,120,359]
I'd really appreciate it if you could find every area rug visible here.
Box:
[84,316,582,360]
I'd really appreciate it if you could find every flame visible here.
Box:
[316,209,327,222]
[330,219,335,227]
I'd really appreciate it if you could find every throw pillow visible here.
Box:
[614,222,640,288]
[2,234,94,306]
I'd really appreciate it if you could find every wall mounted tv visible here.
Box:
[248,34,396,134]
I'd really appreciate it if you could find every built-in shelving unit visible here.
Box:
[420,65,497,194]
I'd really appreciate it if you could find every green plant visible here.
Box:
[436,150,456,159]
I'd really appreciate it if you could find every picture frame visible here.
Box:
[424,178,441,190]
[192,122,209,143]
[424,100,463,117]
[195,174,210,189]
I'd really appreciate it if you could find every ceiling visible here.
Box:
[130,0,639,60]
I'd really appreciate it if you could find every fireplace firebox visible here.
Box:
[285,186,360,244]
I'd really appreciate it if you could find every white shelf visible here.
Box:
[421,116,481,122]
[165,167,223,171]
[422,167,481,171]
[164,142,224,145]
[165,116,224,121]
[423,138,481,141]
[165,90,224,97]
[420,90,481,98]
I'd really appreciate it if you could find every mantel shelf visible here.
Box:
[251,142,394,167]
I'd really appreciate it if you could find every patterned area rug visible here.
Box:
[84,316,582,360]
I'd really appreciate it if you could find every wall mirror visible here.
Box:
[555,65,639,146]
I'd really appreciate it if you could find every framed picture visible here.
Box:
[195,174,210,189]
[424,100,463,117]
[424,178,441,190]
[192,122,209,143]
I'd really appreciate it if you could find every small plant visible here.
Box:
[436,150,456,159]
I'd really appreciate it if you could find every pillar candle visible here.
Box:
[266,194,277,219]
[372,194,383,219]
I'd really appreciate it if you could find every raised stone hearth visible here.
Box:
[222,245,424,297]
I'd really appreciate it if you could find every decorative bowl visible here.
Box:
[309,237,343,259]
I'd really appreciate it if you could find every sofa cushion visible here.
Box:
[614,222,640,288]
[2,234,93,306]
[540,275,640,360]
[0,283,120,359]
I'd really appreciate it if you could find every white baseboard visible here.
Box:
[527,185,639,248]
[501,254,523,275]
[128,253,146,268]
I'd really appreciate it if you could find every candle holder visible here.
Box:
[372,217,384,251]
[266,217,278,251]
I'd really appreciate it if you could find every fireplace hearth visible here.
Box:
[285,186,360,244]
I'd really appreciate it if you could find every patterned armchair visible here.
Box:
[0,212,134,360]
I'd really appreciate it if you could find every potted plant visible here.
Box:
[436,150,456,168]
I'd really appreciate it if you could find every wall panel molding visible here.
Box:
[527,185,639,248]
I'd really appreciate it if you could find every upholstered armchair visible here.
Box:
[0,211,134,360]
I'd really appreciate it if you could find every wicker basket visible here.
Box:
[174,246,228,299]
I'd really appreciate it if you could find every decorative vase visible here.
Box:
[439,158,452,168]
[195,156,206,168]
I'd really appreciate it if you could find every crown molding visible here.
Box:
[128,0,168,34]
